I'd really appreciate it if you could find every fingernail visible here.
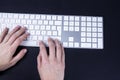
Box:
[24,49,27,53]
[39,40,43,45]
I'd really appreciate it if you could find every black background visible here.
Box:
[0,0,120,80]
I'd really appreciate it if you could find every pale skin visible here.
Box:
[0,26,65,80]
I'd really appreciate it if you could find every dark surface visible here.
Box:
[0,0,120,80]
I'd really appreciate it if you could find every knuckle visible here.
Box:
[12,34,17,39]
[16,38,22,43]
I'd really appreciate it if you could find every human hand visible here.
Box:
[37,38,65,80]
[0,26,29,71]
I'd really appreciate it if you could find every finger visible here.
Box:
[48,38,56,61]
[10,33,29,54]
[0,27,9,43]
[55,39,62,62]
[39,41,48,62]
[7,27,27,45]
[37,53,42,67]
[61,45,65,64]
[10,49,27,67]
[3,26,21,43]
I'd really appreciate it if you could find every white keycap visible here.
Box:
[75,27,79,31]
[57,16,62,20]
[19,14,24,19]
[36,31,41,35]
[38,36,43,40]
[92,38,97,42]
[87,22,91,27]
[98,38,103,48]
[81,43,91,48]
[55,21,62,25]
[92,43,97,48]
[74,42,79,47]
[52,16,57,20]
[64,21,68,25]
[81,38,86,42]
[81,17,86,21]
[27,20,32,24]
[69,27,74,31]
[87,33,91,37]
[63,42,68,47]
[41,26,45,30]
[87,17,92,21]
[58,31,61,36]
[25,14,29,19]
[30,15,35,19]
[81,22,86,26]
[49,21,54,25]
[44,21,48,25]
[41,15,46,19]
[92,17,97,22]
[69,16,74,21]
[69,22,74,26]
[69,42,74,47]
[35,25,39,30]
[51,26,56,30]
[53,31,57,36]
[14,14,19,19]
[68,37,74,42]
[46,26,51,30]
[81,27,86,31]
[98,17,103,22]
[98,33,103,37]
[57,26,61,31]
[92,22,97,27]
[64,27,68,31]
[38,20,42,25]
[87,27,91,32]
[36,15,40,19]
[30,30,35,35]
[75,17,79,21]
[32,20,37,24]
[87,38,91,42]
[29,25,34,29]
[98,23,103,27]
[75,22,79,26]
[41,31,46,35]
[64,16,68,20]
[92,33,97,37]
[47,31,52,35]
[32,36,37,40]
[47,15,51,20]
[98,28,102,32]
[92,28,97,32]
[21,41,37,46]
[81,32,86,37]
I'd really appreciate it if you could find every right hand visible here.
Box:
[37,38,65,80]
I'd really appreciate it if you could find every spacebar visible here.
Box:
[20,41,38,47]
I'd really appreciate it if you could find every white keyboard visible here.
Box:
[0,12,103,49]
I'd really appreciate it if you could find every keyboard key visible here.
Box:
[55,21,62,25]
[81,16,86,21]
[81,43,91,48]
[68,37,74,42]
[98,38,103,48]
[74,42,79,47]
[63,42,68,47]
[75,27,79,31]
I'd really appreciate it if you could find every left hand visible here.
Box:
[0,26,29,71]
